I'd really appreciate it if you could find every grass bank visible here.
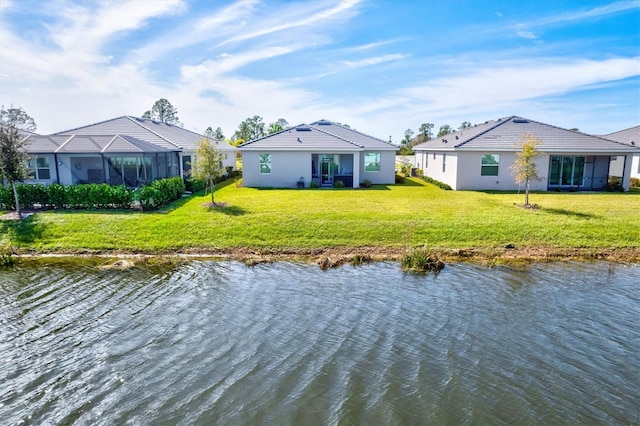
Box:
[1,178,639,262]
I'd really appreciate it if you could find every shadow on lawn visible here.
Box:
[207,204,247,216]
[542,207,599,219]
[255,185,395,191]
[0,215,46,245]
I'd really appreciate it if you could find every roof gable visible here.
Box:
[53,115,238,152]
[602,125,640,147]
[24,134,171,154]
[239,120,395,151]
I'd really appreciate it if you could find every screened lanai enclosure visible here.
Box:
[24,134,181,187]
[548,155,625,190]
[311,154,355,187]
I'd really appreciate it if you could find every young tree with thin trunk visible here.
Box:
[0,107,37,218]
[192,137,227,206]
[511,133,544,206]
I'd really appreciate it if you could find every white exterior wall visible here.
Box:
[182,148,236,174]
[631,154,640,180]
[421,151,459,189]
[360,150,396,185]
[242,151,311,188]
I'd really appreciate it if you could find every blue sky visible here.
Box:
[0,0,638,141]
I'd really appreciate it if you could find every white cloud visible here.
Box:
[218,0,362,46]
[403,57,640,109]
[342,54,410,69]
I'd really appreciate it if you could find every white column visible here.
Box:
[352,152,361,188]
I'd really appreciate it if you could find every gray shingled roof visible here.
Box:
[240,120,396,151]
[53,115,235,152]
[413,116,640,153]
[602,125,640,147]
[25,134,172,154]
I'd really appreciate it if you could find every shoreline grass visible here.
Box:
[1,178,639,262]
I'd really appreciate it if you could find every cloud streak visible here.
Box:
[0,0,637,138]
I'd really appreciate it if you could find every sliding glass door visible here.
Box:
[549,156,585,187]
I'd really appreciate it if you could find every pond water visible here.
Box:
[1,260,639,425]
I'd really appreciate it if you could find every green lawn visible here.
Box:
[1,178,639,253]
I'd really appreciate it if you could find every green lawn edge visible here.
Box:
[2,178,639,263]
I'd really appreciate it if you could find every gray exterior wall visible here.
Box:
[418,150,634,191]
[359,150,396,185]
[454,152,549,191]
[242,151,311,188]
[23,153,59,186]
[242,150,395,188]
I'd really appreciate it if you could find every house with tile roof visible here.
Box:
[20,116,236,186]
[239,120,397,188]
[412,116,639,191]
[601,125,640,180]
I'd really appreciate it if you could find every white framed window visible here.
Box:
[28,157,51,180]
[364,152,380,172]
[259,154,271,174]
[481,154,500,176]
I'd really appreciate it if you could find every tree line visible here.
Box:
[397,121,472,155]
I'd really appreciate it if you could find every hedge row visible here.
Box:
[0,177,187,211]
[184,168,242,193]
[421,176,452,190]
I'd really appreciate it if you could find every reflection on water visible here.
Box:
[1,260,639,425]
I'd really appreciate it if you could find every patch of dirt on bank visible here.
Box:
[0,211,35,220]
[11,246,640,268]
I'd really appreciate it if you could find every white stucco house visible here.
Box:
[239,120,397,188]
[601,125,640,180]
[412,116,639,191]
[20,116,236,186]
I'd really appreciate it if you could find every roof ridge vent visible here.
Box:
[296,125,312,131]
[512,118,529,123]
[316,120,332,125]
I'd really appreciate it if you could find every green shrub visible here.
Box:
[110,185,133,209]
[309,180,318,188]
[17,184,48,209]
[46,184,67,209]
[422,176,452,190]
[134,177,184,211]
[334,180,345,188]
[0,186,15,210]
[150,177,185,205]
[606,181,623,192]
[361,179,372,188]
[185,177,206,193]
[134,186,162,211]
[630,177,640,188]
[414,168,424,178]
[66,184,92,209]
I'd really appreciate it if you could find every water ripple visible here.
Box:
[0,261,638,425]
